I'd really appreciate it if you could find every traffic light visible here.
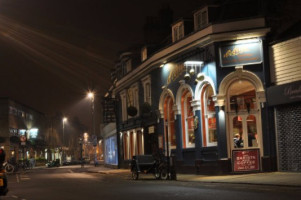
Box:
[0,149,5,163]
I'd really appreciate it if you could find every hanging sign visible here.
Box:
[219,40,263,67]
[232,149,260,172]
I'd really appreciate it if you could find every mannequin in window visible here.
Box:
[234,133,243,148]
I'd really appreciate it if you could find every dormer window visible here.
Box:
[141,47,147,62]
[122,59,132,75]
[172,21,184,42]
[194,7,208,31]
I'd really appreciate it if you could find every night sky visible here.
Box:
[0,0,202,128]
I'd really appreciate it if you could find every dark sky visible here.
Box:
[0,0,202,129]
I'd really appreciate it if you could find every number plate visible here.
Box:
[0,179,3,186]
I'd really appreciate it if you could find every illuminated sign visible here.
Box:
[219,40,263,67]
[29,128,38,139]
[232,149,260,172]
[166,63,185,85]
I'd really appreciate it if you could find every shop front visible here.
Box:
[215,39,272,173]
[267,81,301,172]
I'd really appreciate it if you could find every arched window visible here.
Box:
[181,90,194,148]
[201,85,217,147]
[164,96,176,149]
[228,80,260,150]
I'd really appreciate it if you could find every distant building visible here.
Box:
[0,97,46,161]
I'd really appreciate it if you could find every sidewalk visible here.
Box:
[82,164,301,187]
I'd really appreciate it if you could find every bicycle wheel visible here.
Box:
[5,164,14,174]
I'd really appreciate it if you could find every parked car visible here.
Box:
[46,159,60,168]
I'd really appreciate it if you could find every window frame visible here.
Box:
[194,7,208,31]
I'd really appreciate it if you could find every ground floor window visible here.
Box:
[123,129,144,160]
[105,136,118,165]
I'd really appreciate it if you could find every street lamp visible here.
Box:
[87,91,95,136]
[62,117,67,163]
[87,91,97,165]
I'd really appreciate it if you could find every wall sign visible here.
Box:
[148,126,155,134]
[166,63,185,85]
[232,149,260,172]
[267,80,301,106]
[219,40,263,67]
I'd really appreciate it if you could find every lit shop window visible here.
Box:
[229,80,257,113]
[181,90,194,148]
[164,96,176,149]
[201,85,217,147]
[123,132,129,160]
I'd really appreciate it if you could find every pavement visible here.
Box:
[78,164,301,187]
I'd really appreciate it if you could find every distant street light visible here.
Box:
[87,91,97,165]
[87,91,95,136]
[62,117,67,163]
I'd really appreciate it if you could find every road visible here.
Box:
[1,166,300,200]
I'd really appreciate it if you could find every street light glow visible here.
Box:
[63,117,67,123]
[87,91,94,99]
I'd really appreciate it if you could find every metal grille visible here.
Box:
[276,103,301,172]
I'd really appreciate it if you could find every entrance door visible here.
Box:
[227,80,262,154]
[229,114,259,150]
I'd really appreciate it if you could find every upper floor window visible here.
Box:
[194,7,208,31]
[141,47,147,62]
[172,21,184,42]
[9,106,17,115]
[141,75,151,105]
[126,84,140,118]
[120,90,127,121]
[125,59,132,73]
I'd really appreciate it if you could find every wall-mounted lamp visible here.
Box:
[194,73,205,85]
[184,60,204,83]
[189,67,195,75]
[184,72,191,81]
[184,61,204,66]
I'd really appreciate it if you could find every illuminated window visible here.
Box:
[229,80,257,113]
[201,85,217,147]
[228,80,260,150]
[181,90,195,148]
[137,130,144,155]
[141,47,147,62]
[123,132,129,160]
[164,96,176,150]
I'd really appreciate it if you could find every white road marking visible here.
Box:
[16,174,20,183]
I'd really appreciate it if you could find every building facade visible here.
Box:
[267,35,301,172]
[0,97,46,161]
[106,0,299,173]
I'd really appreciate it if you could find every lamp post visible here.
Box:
[79,136,83,168]
[87,91,97,165]
[165,120,170,180]
[87,92,95,135]
[62,117,67,163]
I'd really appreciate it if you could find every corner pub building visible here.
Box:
[106,1,292,174]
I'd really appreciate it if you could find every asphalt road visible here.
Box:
[1,166,301,200]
